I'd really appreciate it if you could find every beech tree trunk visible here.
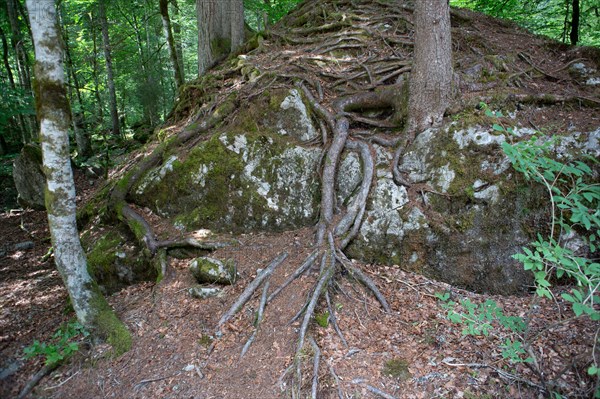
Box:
[98,0,121,138]
[196,0,245,76]
[26,0,131,354]
[406,0,453,134]
[160,0,184,89]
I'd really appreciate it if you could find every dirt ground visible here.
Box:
[0,171,597,399]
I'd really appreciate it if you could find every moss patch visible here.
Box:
[382,358,412,382]
[89,282,132,356]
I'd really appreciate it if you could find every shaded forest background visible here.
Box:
[0,0,599,187]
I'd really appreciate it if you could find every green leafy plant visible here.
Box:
[435,293,531,364]
[24,321,89,367]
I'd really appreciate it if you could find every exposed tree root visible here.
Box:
[240,280,269,358]
[16,362,59,399]
[217,252,288,330]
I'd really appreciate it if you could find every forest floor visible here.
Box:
[0,171,597,399]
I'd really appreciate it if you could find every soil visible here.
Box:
[1,1,599,398]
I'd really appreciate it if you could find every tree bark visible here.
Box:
[26,0,131,354]
[98,0,121,138]
[406,0,453,135]
[196,0,244,76]
[570,0,579,45]
[159,0,184,89]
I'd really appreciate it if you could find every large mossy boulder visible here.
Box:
[131,89,322,233]
[345,126,599,295]
[12,144,45,210]
[127,85,599,295]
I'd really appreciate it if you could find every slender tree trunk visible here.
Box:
[7,0,34,143]
[570,0,579,45]
[0,27,16,88]
[562,0,570,43]
[172,0,185,80]
[90,12,104,126]
[26,0,131,354]
[60,10,91,159]
[0,26,28,144]
[196,0,244,76]
[160,0,184,89]
[98,0,121,138]
[406,0,453,135]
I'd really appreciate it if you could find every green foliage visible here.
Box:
[244,0,303,31]
[436,293,532,364]
[450,0,600,47]
[23,321,89,367]
[0,82,35,147]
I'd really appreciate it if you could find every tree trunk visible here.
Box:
[98,0,121,138]
[0,27,16,89]
[7,0,35,143]
[196,0,244,76]
[160,0,184,89]
[60,10,91,159]
[26,0,131,354]
[570,0,579,45]
[406,0,453,135]
[172,0,185,80]
[89,12,104,126]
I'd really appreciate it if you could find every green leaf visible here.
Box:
[492,123,504,132]
[572,302,585,317]
[561,293,576,303]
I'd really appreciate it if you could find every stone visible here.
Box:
[188,286,224,299]
[12,144,45,210]
[276,89,319,142]
[189,257,237,285]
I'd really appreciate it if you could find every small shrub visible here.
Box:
[24,321,89,367]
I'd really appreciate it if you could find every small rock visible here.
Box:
[189,257,237,285]
[188,286,224,299]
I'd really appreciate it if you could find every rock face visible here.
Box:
[131,111,321,232]
[12,144,45,210]
[130,87,599,295]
